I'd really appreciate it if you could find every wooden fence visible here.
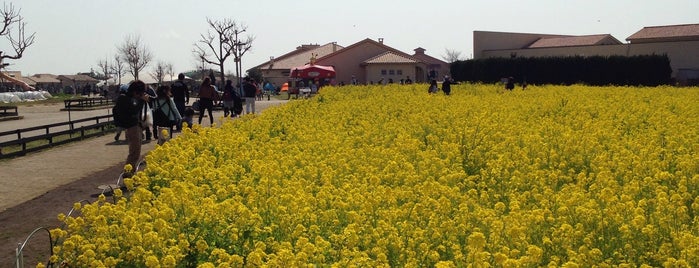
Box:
[0,115,114,159]
[63,98,114,110]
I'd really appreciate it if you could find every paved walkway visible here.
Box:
[0,99,288,212]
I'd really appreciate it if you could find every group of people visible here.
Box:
[112,74,195,174]
[427,75,454,95]
[113,74,265,174]
[197,76,259,125]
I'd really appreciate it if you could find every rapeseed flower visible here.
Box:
[48,84,699,266]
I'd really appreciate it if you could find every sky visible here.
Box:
[4,0,698,77]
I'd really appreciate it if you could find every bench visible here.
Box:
[62,98,114,111]
[0,105,21,121]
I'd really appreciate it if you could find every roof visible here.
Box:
[627,23,699,43]
[252,42,344,70]
[316,38,421,64]
[58,74,100,83]
[528,34,622,48]
[28,74,60,83]
[411,48,448,66]
[17,77,36,86]
[364,51,419,64]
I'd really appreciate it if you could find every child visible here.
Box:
[182,107,195,128]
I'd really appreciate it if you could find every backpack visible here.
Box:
[112,95,131,128]
[153,99,173,127]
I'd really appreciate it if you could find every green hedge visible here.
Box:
[451,55,673,86]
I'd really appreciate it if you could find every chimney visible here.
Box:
[378,38,384,44]
[332,42,337,52]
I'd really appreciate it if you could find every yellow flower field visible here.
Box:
[49,84,699,267]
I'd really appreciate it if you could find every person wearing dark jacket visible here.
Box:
[442,75,453,95]
[171,73,189,130]
[114,80,147,174]
[242,77,257,114]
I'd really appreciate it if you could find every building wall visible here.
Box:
[365,63,418,84]
[260,69,291,87]
[316,43,395,85]
[479,39,699,80]
[473,31,568,59]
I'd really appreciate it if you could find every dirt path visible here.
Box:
[0,98,288,266]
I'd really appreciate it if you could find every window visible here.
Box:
[381,69,387,75]
[397,70,403,75]
[389,70,395,75]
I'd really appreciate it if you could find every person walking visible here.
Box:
[197,77,217,126]
[112,80,147,176]
[113,84,128,141]
[171,73,190,131]
[222,79,235,117]
[243,77,257,114]
[152,85,182,142]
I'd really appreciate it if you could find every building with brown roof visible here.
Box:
[252,42,343,86]
[250,38,448,86]
[362,51,423,84]
[627,24,699,43]
[314,38,445,84]
[474,23,699,85]
[57,74,100,94]
[411,47,451,80]
[0,71,30,92]
[27,74,61,93]
[527,34,622,48]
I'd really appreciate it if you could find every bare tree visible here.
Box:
[0,3,35,65]
[194,18,253,88]
[192,52,209,80]
[118,34,152,80]
[166,62,174,82]
[442,48,463,63]
[110,55,126,85]
[232,28,253,85]
[97,57,110,81]
[150,61,169,85]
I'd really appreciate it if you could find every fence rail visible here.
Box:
[63,98,114,110]
[0,115,114,159]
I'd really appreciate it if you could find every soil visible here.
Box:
[0,164,123,267]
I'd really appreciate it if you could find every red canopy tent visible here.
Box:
[289,64,336,79]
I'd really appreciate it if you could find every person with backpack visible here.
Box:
[113,84,128,141]
[112,80,148,175]
[152,85,181,142]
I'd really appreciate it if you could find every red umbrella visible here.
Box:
[290,64,336,79]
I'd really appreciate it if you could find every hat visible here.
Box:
[119,84,129,93]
